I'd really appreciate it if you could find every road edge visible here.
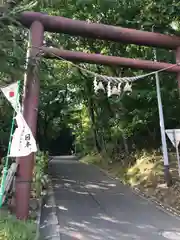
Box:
[39,179,61,240]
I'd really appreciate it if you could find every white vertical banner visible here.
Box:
[1,82,21,112]
[9,112,37,157]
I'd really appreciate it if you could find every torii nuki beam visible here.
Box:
[42,47,180,73]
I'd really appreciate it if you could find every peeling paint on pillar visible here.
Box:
[15,21,44,220]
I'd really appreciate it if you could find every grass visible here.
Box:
[81,150,179,186]
[0,151,49,240]
[80,150,180,212]
[0,210,37,240]
[80,153,104,166]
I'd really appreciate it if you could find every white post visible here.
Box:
[153,47,170,184]
[155,71,169,166]
[23,32,31,113]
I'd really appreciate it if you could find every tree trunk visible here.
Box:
[87,98,102,152]
[122,133,129,155]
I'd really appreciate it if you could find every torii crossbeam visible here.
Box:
[42,47,180,72]
[19,12,180,49]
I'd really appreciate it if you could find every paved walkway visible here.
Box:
[40,157,180,240]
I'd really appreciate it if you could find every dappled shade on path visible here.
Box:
[40,157,180,240]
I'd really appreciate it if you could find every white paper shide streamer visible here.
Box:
[9,112,37,157]
[1,82,21,112]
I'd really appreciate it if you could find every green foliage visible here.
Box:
[32,151,49,198]
[0,0,180,165]
[0,0,179,223]
[80,154,104,166]
[0,210,36,240]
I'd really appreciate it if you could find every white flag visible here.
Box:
[1,82,21,112]
[9,112,37,157]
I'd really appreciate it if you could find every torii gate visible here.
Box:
[16,11,180,219]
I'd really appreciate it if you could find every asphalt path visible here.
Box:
[40,157,180,240]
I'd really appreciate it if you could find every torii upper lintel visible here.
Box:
[19,11,180,49]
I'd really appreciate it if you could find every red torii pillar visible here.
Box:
[15,21,44,219]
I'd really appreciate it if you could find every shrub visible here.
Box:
[0,210,36,240]
[32,151,49,198]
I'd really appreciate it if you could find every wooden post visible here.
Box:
[15,21,44,219]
